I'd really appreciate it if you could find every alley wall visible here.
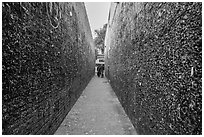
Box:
[105,2,202,135]
[2,2,95,134]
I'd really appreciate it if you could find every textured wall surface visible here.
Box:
[105,2,202,135]
[2,2,95,135]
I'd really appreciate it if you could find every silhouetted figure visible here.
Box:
[100,64,105,78]
[97,65,101,77]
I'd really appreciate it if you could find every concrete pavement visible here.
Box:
[54,76,137,135]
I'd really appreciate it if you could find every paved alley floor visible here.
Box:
[54,76,137,135]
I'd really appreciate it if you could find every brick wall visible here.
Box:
[105,2,202,135]
[2,2,95,134]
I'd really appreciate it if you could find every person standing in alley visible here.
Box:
[97,65,101,77]
[100,64,105,78]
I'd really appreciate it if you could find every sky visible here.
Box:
[85,2,111,38]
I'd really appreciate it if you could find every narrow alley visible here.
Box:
[54,76,137,135]
[2,2,202,135]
